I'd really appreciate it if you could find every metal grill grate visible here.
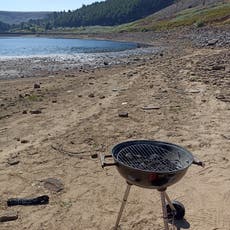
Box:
[117,144,184,172]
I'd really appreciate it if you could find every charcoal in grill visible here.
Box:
[117,144,185,172]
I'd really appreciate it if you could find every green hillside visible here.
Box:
[1,0,229,33]
[0,11,51,25]
[118,2,230,32]
[0,20,10,32]
[43,2,230,34]
[43,0,174,28]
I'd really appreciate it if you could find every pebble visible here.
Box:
[118,112,129,117]
[0,211,18,222]
[216,95,225,100]
[43,178,64,193]
[30,109,42,114]
[7,158,20,166]
[207,39,218,46]
[34,83,40,89]
[142,105,160,110]
[88,93,95,98]
[91,154,98,159]
[212,65,225,71]
[186,89,201,94]
[21,140,29,144]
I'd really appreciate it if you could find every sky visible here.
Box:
[0,0,102,12]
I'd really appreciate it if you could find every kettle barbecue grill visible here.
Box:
[100,140,204,230]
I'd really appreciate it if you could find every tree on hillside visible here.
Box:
[0,21,10,32]
[43,0,174,28]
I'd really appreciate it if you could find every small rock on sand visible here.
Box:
[43,178,64,193]
[21,140,29,144]
[212,65,225,71]
[88,93,95,98]
[34,83,41,89]
[207,39,218,46]
[30,109,42,114]
[0,211,18,222]
[118,112,129,117]
[7,158,20,166]
[142,105,160,110]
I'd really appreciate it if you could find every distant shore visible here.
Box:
[0,33,156,80]
[0,25,229,80]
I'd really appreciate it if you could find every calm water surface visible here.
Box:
[0,37,138,56]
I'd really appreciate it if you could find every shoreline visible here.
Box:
[0,32,152,48]
[1,24,229,80]
[0,46,162,80]
[0,33,158,80]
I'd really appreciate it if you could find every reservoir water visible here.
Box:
[0,37,138,56]
[0,36,161,80]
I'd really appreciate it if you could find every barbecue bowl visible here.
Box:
[101,140,203,190]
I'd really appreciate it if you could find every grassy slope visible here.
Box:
[48,2,230,34]
[122,2,230,31]
[4,2,229,34]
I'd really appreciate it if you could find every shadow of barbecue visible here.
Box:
[173,218,190,229]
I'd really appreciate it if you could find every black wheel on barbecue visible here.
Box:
[166,200,185,220]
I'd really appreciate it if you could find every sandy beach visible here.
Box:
[0,26,230,230]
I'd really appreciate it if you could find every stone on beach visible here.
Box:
[0,211,18,222]
[7,158,20,166]
[34,83,41,89]
[141,105,160,110]
[43,178,64,193]
[30,109,42,114]
[118,112,129,117]
[207,39,218,46]
[88,93,95,98]
[21,140,29,144]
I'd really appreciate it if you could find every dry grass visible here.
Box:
[121,2,230,31]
